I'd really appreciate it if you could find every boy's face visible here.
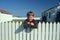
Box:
[28,15,34,21]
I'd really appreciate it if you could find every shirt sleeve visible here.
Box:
[23,20,38,28]
[31,20,38,28]
[23,21,30,28]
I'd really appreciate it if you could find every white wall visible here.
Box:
[0,12,13,22]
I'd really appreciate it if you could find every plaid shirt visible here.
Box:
[23,19,38,28]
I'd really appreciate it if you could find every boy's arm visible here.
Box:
[30,21,38,28]
[23,20,38,28]
[23,21,30,28]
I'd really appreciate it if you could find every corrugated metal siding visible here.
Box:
[0,21,60,40]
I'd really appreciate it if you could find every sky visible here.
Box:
[0,0,60,17]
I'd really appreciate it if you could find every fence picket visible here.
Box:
[38,22,42,40]
[46,22,49,40]
[23,28,27,40]
[34,28,38,40]
[30,28,34,40]
[19,22,23,40]
[15,21,20,40]
[49,22,53,40]
[12,21,16,40]
[26,28,30,40]
[53,23,56,40]
[42,22,45,40]
[8,22,12,40]
[0,23,1,40]
[56,22,60,40]
[5,22,9,40]
[2,22,5,40]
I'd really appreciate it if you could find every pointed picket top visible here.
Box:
[57,22,60,25]
[42,22,45,27]
[38,22,41,26]
[50,22,53,26]
[20,21,22,25]
[46,22,49,24]
[53,22,56,25]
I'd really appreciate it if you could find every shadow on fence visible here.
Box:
[15,24,23,33]
[15,24,33,33]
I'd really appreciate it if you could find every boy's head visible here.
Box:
[27,11,34,21]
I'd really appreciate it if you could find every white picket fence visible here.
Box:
[0,21,60,40]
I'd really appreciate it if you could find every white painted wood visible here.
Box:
[23,28,26,40]
[15,21,20,40]
[56,22,60,40]
[34,28,38,40]
[46,22,49,40]
[19,22,23,40]
[26,28,30,40]
[42,22,45,40]
[0,21,60,40]
[12,21,16,40]
[53,22,56,40]
[30,28,34,40]
[0,23,1,40]
[38,22,42,40]
[8,22,12,40]
[2,22,5,40]
[49,22,53,40]
[5,22,9,40]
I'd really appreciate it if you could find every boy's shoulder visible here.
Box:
[32,19,37,21]
[25,19,36,21]
[24,19,37,23]
[32,19,38,23]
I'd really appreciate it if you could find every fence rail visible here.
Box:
[0,21,60,40]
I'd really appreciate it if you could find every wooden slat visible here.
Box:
[42,22,45,40]
[2,22,5,40]
[38,22,42,40]
[15,21,20,40]
[53,22,56,40]
[8,22,12,40]
[5,22,9,40]
[30,28,34,40]
[19,22,23,40]
[49,22,53,40]
[0,23,1,40]
[12,21,16,40]
[33,28,37,40]
[26,28,30,40]
[56,22,60,40]
[46,22,49,40]
[23,28,27,40]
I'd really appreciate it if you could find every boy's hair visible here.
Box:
[27,11,34,17]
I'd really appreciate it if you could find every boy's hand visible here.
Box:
[27,22,30,24]
[30,22,34,26]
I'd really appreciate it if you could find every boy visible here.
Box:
[23,11,38,28]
